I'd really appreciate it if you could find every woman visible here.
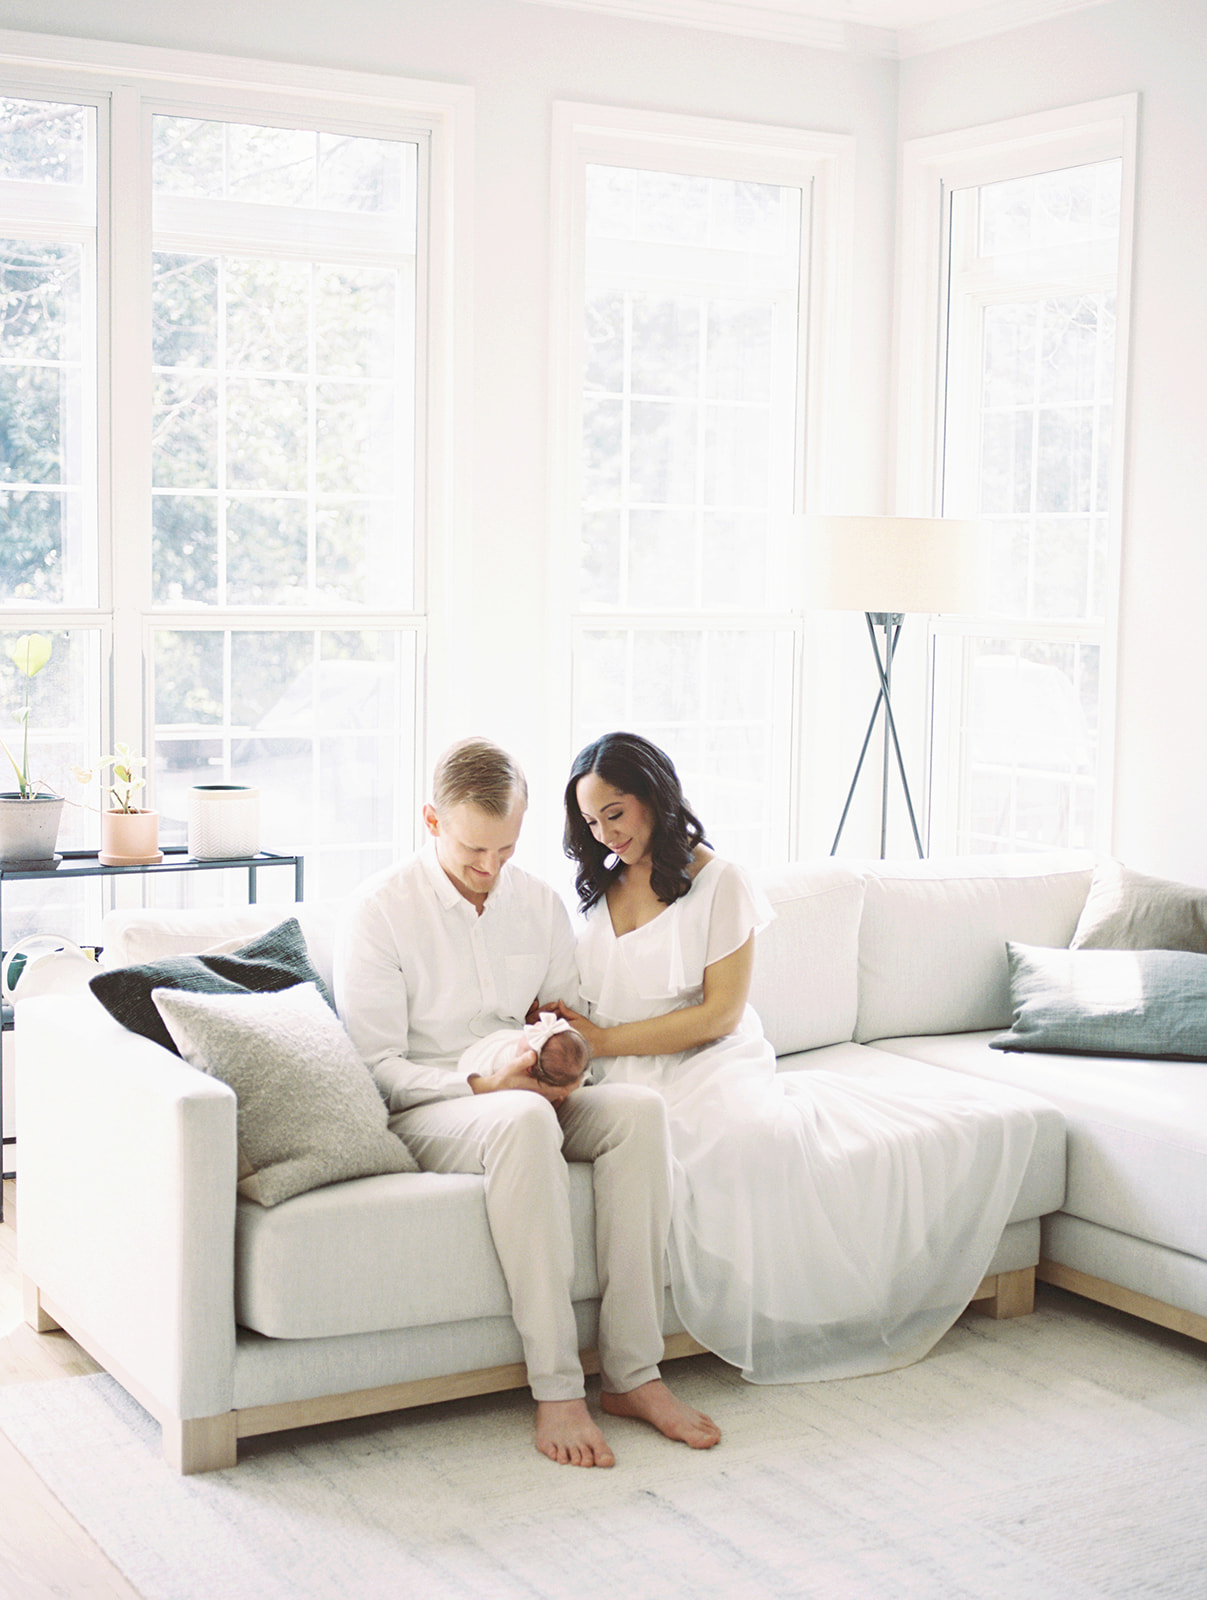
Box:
[556,731,1037,1385]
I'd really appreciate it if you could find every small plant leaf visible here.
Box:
[7,634,53,678]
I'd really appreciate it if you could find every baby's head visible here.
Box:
[529,1024,591,1089]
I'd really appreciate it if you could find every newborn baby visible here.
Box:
[459,1012,591,1091]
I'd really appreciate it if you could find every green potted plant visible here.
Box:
[0,633,65,868]
[71,742,163,866]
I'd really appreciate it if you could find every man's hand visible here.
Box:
[468,1046,574,1105]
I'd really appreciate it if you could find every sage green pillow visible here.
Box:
[991,942,1207,1060]
[152,982,418,1206]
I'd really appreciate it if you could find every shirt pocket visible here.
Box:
[503,954,548,1023]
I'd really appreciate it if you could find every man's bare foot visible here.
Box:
[535,1398,616,1467]
[601,1379,721,1449]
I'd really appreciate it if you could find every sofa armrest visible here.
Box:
[15,992,238,1422]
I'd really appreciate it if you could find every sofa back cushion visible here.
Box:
[854,854,1094,1043]
[102,902,338,995]
[750,862,865,1054]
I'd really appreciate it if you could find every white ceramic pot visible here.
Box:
[0,793,65,868]
[187,784,260,860]
[99,807,163,867]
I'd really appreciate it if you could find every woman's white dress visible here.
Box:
[576,857,1037,1384]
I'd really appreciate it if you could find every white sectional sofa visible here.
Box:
[15,851,1207,1473]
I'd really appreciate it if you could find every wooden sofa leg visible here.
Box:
[982,1266,1035,1320]
[22,1278,61,1334]
[162,1413,238,1474]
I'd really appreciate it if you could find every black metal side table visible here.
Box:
[0,847,304,1219]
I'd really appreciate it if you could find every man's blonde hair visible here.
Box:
[431,737,528,817]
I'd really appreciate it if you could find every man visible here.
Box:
[334,737,720,1466]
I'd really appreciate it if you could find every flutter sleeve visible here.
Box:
[703,859,776,970]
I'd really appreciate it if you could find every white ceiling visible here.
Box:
[522,0,1107,54]
[704,0,1038,23]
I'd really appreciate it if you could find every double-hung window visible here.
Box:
[898,98,1137,855]
[148,111,423,899]
[553,105,851,866]
[0,38,468,949]
[1,86,104,933]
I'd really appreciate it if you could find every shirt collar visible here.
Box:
[419,836,512,914]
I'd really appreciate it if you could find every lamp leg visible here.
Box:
[829,685,885,855]
[830,613,924,859]
[867,613,924,858]
[879,614,893,856]
[831,617,898,854]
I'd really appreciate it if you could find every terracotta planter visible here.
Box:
[0,792,65,868]
[99,807,163,867]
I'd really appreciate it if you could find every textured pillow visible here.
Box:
[991,941,1207,1059]
[1071,860,1207,954]
[90,917,331,1055]
[152,982,418,1205]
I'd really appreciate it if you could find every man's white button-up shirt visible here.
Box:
[334,842,581,1112]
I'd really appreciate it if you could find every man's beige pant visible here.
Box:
[390,1084,673,1402]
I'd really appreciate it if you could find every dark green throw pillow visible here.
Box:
[90,918,333,1056]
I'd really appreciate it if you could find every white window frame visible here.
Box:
[0,29,473,871]
[895,95,1138,856]
[549,101,854,862]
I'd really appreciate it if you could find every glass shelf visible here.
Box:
[0,845,303,900]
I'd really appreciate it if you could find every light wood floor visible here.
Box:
[0,1178,142,1600]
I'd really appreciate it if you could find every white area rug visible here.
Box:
[1,1291,1205,1600]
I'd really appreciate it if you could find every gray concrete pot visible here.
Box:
[0,793,65,867]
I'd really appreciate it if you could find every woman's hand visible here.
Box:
[547,999,608,1057]
[551,936,754,1062]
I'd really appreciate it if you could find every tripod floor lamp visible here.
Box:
[805,515,983,859]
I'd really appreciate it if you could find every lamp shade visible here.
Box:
[805,515,984,615]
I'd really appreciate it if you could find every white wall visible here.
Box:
[899,0,1207,883]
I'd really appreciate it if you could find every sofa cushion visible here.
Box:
[991,942,1207,1060]
[154,982,418,1206]
[235,1163,610,1338]
[774,1038,1066,1227]
[854,854,1094,1043]
[90,917,331,1055]
[750,863,864,1053]
[1070,859,1207,954]
[100,902,339,995]
[871,1030,1207,1264]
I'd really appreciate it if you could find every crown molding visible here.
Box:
[897,0,1110,57]
[518,0,1109,56]
[516,0,895,53]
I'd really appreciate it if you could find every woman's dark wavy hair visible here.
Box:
[563,731,708,912]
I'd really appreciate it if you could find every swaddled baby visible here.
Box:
[459,1012,592,1091]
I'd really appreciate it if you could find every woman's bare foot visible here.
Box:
[535,1398,616,1467]
[601,1380,721,1449]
